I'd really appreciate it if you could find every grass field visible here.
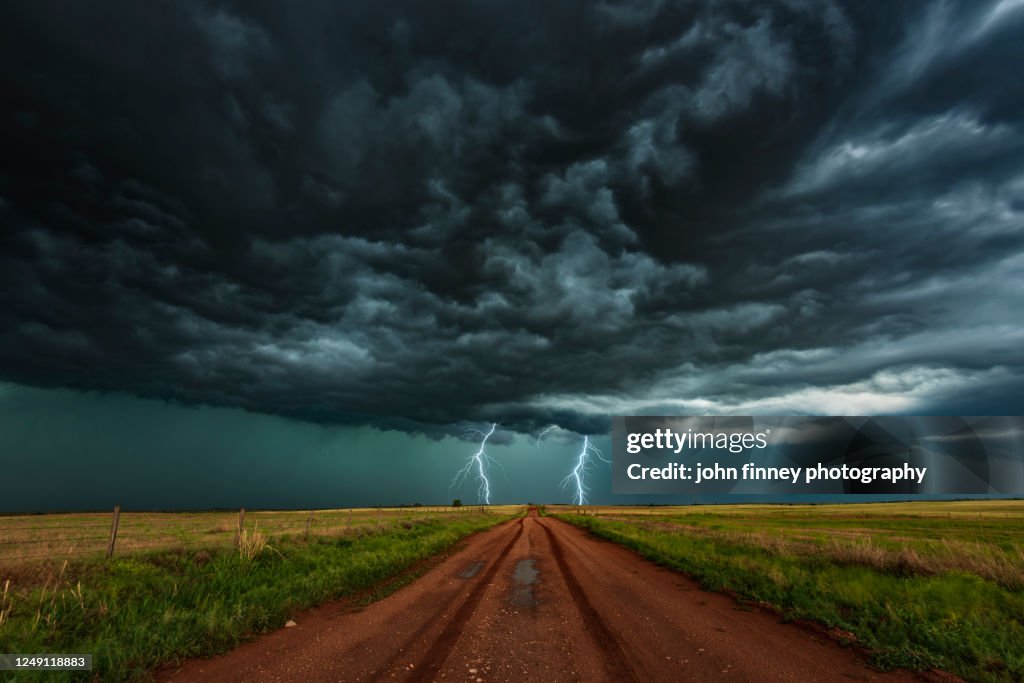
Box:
[551,500,1024,683]
[0,506,522,681]
[0,506,506,565]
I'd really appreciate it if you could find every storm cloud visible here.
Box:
[2,0,1022,440]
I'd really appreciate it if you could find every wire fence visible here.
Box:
[0,505,496,565]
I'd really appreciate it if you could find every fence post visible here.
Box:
[377,507,381,527]
[347,509,352,529]
[236,508,246,547]
[305,510,314,540]
[106,505,121,560]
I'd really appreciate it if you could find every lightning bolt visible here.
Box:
[451,423,498,504]
[562,435,609,506]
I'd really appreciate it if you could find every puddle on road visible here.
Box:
[459,561,485,579]
[510,558,539,607]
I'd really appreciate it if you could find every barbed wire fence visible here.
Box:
[0,505,494,565]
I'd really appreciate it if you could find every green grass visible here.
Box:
[0,511,517,682]
[553,502,1024,683]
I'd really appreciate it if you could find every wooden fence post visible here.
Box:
[347,509,352,529]
[236,508,246,547]
[106,505,121,560]
[305,510,314,540]
[377,507,381,527]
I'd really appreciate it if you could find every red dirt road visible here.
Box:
[160,509,927,682]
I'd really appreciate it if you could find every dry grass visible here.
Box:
[238,524,270,563]
[575,501,1024,590]
[0,578,11,627]
[550,499,1024,519]
[643,521,1024,589]
[0,505,517,568]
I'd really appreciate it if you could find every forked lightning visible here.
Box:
[451,423,498,504]
[562,435,608,506]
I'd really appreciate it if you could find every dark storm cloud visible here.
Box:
[1,0,1022,438]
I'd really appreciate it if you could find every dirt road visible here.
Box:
[160,509,925,682]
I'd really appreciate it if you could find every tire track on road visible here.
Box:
[537,519,641,683]
[401,518,525,682]
[343,518,517,677]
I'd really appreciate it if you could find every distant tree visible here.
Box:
[452,499,463,507]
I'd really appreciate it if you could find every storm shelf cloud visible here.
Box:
[2,0,1023,444]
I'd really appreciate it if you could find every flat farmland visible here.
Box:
[553,500,1024,588]
[0,506,515,565]
[552,500,1024,682]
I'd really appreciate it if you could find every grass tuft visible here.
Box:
[237,524,271,564]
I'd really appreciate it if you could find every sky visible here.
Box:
[1,1,1023,510]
